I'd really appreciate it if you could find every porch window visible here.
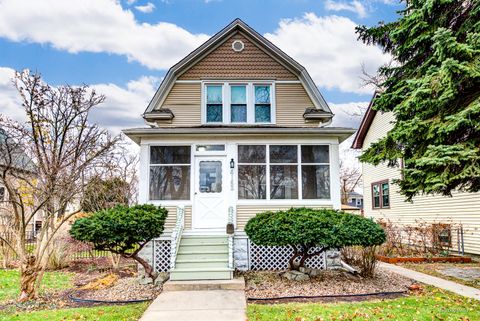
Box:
[238,145,266,199]
[301,145,330,199]
[237,144,330,200]
[149,146,191,200]
[270,145,298,199]
[371,180,389,209]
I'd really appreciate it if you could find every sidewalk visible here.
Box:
[380,262,480,300]
[139,289,246,321]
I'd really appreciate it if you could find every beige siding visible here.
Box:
[362,112,480,254]
[276,83,316,127]
[156,82,319,127]
[157,83,201,127]
[179,32,297,80]
[236,205,333,230]
[163,206,192,231]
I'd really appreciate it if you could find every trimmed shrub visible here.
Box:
[70,204,168,280]
[245,207,386,270]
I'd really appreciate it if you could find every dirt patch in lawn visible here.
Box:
[245,268,414,303]
[72,276,162,302]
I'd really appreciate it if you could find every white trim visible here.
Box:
[330,142,341,209]
[175,80,202,83]
[275,80,301,84]
[201,80,275,125]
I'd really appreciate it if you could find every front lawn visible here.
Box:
[0,269,150,321]
[0,269,73,301]
[247,286,480,321]
[0,303,148,321]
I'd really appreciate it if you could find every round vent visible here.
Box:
[232,40,244,52]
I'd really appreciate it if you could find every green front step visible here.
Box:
[169,268,233,281]
[171,235,231,280]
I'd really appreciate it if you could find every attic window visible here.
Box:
[232,40,244,52]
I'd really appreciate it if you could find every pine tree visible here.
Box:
[356,0,480,200]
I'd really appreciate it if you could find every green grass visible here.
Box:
[0,269,73,302]
[247,287,480,321]
[0,303,149,321]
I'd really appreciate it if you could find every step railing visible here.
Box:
[228,206,234,269]
[170,205,185,270]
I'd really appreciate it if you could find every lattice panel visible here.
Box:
[249,243,326,270]
[153,239,171,272]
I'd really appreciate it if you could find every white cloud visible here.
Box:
[329,101,368,129]
[135,2,155,13]
[0,67,156,135]
[265,13,390,94]
[0,0,209,70]
[325,0,367,18]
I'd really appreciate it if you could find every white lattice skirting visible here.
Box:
[249,243,326,270]
[153,239,171,272]
[150,237,327,272]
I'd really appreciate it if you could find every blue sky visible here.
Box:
[0,0,403,134]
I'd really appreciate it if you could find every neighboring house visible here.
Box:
[345,191,363,209]
[352,93,480,255]
[124,19,355,280]
[0,129,42,239]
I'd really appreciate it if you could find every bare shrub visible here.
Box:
[377,219,459,257]
[341,245,378,278]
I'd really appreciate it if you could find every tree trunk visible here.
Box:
[131,253,156,281]
[288,245,300,270]
[19,256,39,302]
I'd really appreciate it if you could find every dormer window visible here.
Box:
[203,81,275,125]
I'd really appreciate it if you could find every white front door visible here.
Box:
[193,156,228,229]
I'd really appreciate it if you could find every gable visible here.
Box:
[144,19,332,117]
[178,32,297,80]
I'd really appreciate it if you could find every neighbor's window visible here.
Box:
[206,85,223,123]
[149,146,191,200]
[204,82,273,124]
[301,145,330,199]
[238,145,266,199]
[231,85,247,123]
[372,180,389,209]
[237,144,330,200]
[0,186,5,202]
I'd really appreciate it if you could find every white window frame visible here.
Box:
[202,81,276,125]
[236,144,331,203]
[148,144,193,202]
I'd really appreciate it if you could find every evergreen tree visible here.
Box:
[356,0,480,200]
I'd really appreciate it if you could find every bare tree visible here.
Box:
[340,160,362,205]
[0,71,118,301]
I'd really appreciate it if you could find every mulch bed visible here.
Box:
[377,255,473,264]
[245,268,414,303]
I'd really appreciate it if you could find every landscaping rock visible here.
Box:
[300,266,323,277]
[283,270,310,281]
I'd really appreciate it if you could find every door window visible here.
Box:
[199,161,222,193]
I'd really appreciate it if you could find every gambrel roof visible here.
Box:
[144,18,332,118]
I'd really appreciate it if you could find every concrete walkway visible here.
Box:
[380,262,480,300]
[139,290,246,321]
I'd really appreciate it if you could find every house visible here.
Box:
[124,19,355,280]
[345,191,363,209]
[352,93,480,255]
